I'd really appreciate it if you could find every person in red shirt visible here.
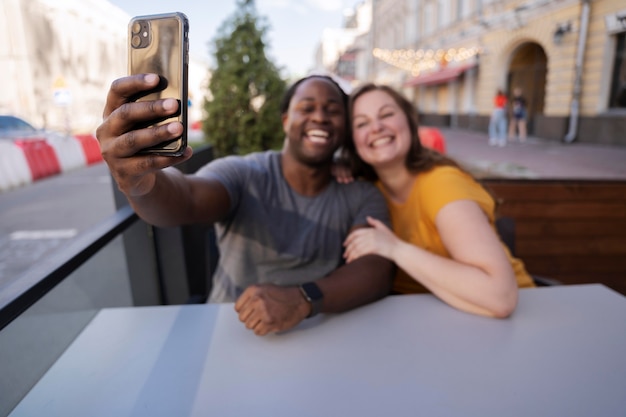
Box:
[488,89,508,147]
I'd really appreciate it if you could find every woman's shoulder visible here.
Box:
[417,166,481,198]
[419,165,467,183]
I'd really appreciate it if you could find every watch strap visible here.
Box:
[299,282,323,318]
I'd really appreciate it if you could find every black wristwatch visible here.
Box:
[299,282,324,318]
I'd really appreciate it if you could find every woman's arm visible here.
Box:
[344,200,518,318]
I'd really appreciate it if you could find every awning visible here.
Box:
[404,62,477,87]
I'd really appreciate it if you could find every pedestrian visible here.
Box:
[508,87,528,142]
[488,89,508,147]
[341,83,536,318]
[96,73,395,336]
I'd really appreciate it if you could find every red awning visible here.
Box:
[404,62,477,87]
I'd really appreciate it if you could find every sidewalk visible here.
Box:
[439,128,626,179]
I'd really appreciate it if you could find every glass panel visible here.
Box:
[0,162,116,295]
[0,235,132,417]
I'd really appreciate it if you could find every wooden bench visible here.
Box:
[482,179,626,296]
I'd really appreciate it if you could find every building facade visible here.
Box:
[0,0,209,135]
[326,0,625,144]
[0,0,128,134]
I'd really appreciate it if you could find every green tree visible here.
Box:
[203,0,287,157]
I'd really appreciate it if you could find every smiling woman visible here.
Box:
[342,83,535,318]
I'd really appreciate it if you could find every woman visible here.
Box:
[508,87,528,142]
[341,83,535,318]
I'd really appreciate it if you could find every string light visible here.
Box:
[372,47,481,76]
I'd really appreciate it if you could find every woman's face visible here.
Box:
[351,89,411,170]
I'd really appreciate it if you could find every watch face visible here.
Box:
[301,282,323,301]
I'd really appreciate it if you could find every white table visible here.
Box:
[8,284,626,417]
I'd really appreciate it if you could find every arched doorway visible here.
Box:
[507,42,547,134]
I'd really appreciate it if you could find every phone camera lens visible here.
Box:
[130,20,151,48]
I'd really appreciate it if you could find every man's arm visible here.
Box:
[312,183,396,313]
[315,253,395,314]
[234,181,394,336]
[127,169,231,227]
[234,252,395,336]
[96,74,231,227]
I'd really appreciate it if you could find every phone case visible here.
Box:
[128,12,189,156]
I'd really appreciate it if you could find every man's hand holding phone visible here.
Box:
[97,74,193,198]
[127,12,189,156]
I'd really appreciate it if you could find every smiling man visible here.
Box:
[96,74,395,335]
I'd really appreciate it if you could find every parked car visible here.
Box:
[0,115,37,137]
[0,114,74,141]
[0,114,46,140]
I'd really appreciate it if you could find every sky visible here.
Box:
[107,0,360,78]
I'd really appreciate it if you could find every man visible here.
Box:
[96,74,395,336]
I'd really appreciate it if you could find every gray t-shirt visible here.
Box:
[196,150,390,303]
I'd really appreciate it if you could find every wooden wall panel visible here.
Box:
[483,179,626,296]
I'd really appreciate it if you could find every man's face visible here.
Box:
[282,78,346,166]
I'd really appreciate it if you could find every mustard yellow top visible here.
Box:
[376,166,535,294]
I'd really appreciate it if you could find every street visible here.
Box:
[0,162,115,289]
[440,127,626,179]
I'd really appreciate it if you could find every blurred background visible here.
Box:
[2,3,625,414]
[1,0,624,144]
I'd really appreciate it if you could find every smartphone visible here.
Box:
[128,12,189,156]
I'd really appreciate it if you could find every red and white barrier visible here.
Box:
[0,140,33,191]
[46,133,88,172]
[0,133,103,193]
[74,134,104,165]
[14,138,62,180]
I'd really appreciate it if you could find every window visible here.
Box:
[458,0,473,19]
[406,0,419,42]
[609,32,626,108]
[438,0,451,28]
[424,3,435,35]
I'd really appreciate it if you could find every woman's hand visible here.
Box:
[343,216,400,263]
[331,159,354,184]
